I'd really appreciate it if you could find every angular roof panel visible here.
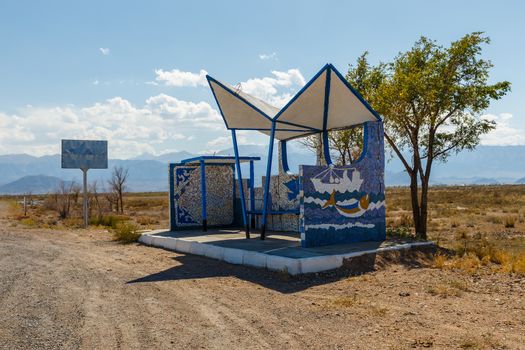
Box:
[207,64,381,142]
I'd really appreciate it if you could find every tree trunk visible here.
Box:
[417,173,430,239]
[315,133,326,166]
[409,171,422,237]
[119,191,124,214]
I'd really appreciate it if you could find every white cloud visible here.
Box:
[155,68,208,87]
[0,95,223,158]
[207,136,231,148]
[237,69,305,107]
[153,67,304,107]
[259,52,277,61]
[481,113,525,146]
[205,130,266,154]
[99,48,110,56]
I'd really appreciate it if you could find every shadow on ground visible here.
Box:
[127,245,437,294]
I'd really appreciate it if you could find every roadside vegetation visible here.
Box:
[3,184,524,274]
[3,191,169,233]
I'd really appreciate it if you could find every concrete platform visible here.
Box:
[139,229,434,275]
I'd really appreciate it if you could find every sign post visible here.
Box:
[61,140,108,228]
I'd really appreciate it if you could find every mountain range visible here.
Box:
[0,145,524,194]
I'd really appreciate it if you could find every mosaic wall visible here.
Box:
[236,175,300,232]
[170,164,234,230]
[299,121,386,247]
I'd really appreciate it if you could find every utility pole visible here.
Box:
[82,168,88,228]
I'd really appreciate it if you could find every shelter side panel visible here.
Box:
[171,165,234,229]
[250,174,300,232]
[299,121,386,247]
[205,165,234,226]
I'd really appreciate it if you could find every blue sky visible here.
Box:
[0,0,524,158]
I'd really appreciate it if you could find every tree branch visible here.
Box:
[384,132,413,173]
[434,107,460,129]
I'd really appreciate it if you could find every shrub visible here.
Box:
[20,218,36,227]
[433,253,446,269]
[386,226,413,239]
[490,250,511,265]
[450,253,481,274]
[90,215,126,229]
[504,216,516,228]
[512,254,525,275]
[113,221,141,243]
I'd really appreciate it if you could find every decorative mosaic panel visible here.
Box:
[299,121,386,247]
[171,164,234,229]
[250,173,300,232]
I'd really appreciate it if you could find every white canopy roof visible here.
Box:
[207,64,381,141]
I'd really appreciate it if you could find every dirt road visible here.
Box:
[0,211,524,349]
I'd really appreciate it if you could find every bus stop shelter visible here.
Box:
[206,64,384,242]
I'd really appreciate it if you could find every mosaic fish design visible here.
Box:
[322,190,370,218]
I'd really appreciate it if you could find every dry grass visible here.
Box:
[3,192,169,231]
[432,242,525,276]
[426,278,469,298]
[387,185,525,275]
[332,294,358,307]
[458,334,504,350]
[331,294,388,317]
[387,185,525,238]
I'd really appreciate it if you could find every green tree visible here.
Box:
[346,33,510,239]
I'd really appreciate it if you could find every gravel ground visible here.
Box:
[0,205,524,349]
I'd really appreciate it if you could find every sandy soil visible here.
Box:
[0,207,524,349]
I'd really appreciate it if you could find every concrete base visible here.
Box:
[139,229,434,275]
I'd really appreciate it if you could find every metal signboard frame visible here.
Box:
[61,140,108,228]
[62,140,108,169]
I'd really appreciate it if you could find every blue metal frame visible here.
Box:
[231,130,250,238]
[220,127,313,132]
[181,155,260,164]
[249,160,255,228]
[275,119,320,131]
[280,140,291,173]
[353,122,370,164]
[199,160,207,231]
[231,163,236,220]
[322,66,333,165]
[261,121,277,240]
[169,163,176,231]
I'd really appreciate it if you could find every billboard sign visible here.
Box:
[61,139,108,169]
